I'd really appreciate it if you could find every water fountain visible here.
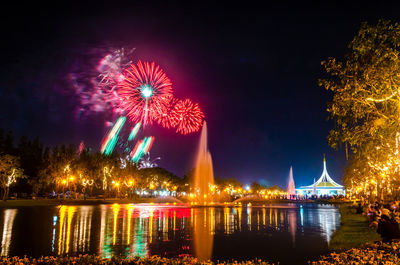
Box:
[193,122,214,203]
[287,166,296,199]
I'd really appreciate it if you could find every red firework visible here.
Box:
[173,99,204,134]
[117,61,173,125]
[156,95,179,129]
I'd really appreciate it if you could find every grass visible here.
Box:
[329,203,381,251]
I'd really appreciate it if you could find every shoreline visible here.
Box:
[0,198,348,208]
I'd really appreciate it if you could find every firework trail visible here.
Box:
[130,136,155,163]
[77,141,85,155]
[142,136,155,154]
[117,61,173,126]
[128,122,141,141]
[101,116,126,155]
[130,139,145,163]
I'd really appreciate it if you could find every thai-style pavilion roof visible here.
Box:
[300,155,343,189]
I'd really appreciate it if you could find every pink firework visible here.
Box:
[117,61,173,125]
[173,99,204,134]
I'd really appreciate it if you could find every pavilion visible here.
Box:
[296,156,345,197]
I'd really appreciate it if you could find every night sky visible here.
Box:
[1,2,399,187]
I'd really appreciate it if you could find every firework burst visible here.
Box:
[70,47,135,118]
[117,61,173,125]
[138,153,160,169]
[156,95,179,129]
[173,99,204,134]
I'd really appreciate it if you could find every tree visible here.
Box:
[16,136,44,194]
[320,20,400,200]
[250,181,266,193]
[0,155,24,201]
[3,131,15,155]
[38,144,77,195]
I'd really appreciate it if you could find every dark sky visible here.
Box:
[1,1,399,187]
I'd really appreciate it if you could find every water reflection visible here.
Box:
[0,204,340,264]
[194,207,214,261]
[1,209,17,256]
[318,208,337,243]
[55,206,92,255]
[288,209,296,245]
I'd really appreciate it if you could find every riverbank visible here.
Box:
[1,241,399,265]
[329,203,381,251]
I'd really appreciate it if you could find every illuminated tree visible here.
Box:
[38,145,76,194]
[320,20,400,200]
[0,155,24,201]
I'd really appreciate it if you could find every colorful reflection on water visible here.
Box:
[0,204,340,265]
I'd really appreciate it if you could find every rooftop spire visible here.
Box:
[304,155,343,188]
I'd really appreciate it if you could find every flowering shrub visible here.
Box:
[0,255,273,265]
[0,242,399,265]
[311,241,400,265]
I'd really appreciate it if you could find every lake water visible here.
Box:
[0,203,340,265]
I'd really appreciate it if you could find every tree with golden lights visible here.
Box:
[320,20,400,201]
[0,155,24,201]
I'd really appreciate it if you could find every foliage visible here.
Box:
[0,129,284,200]
[0,255,274,265]
[320,20,400,200]
[0,154,24,200]
[1,242,400,265]
[214,177,242,189]
[311,241,400,265]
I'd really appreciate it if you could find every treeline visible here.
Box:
[0,130,185,199]
[0,129,284,201]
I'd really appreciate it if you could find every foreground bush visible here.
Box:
[1,241,399,265]
[0,255,273,265]
[311,241,400,265]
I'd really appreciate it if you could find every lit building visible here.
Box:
[296,156,345,197]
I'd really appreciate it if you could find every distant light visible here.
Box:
[245,185,250,191]
[141,85,153,98]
